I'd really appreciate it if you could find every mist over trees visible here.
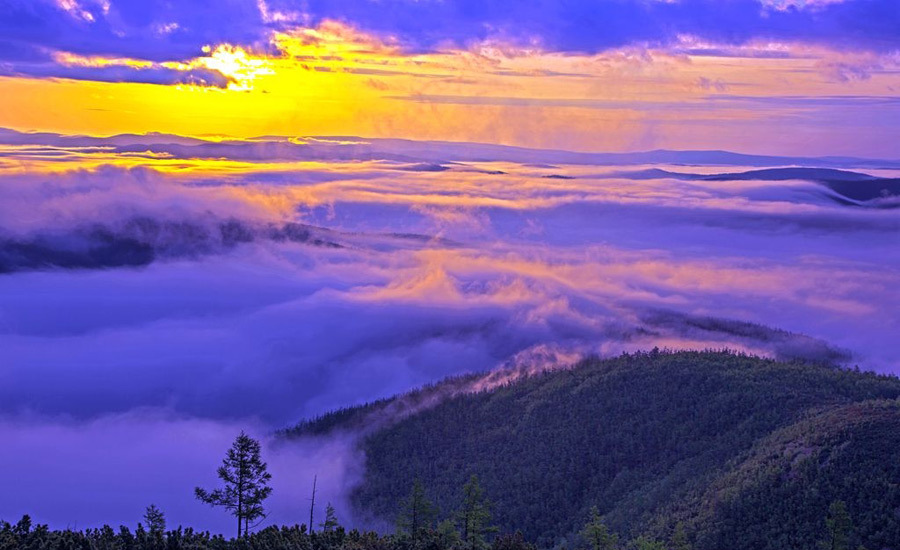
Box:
[302,351,900,549]
[2,352,899,550]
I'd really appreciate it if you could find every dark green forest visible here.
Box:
[292,350,900,550]
[6,351,900,550]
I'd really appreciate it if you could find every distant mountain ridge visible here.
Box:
[3,128,900,169]
[288,351,900,550]
[605,167,900,206]
[0,216,463,274]
[0,219,343,274]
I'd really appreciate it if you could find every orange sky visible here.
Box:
[2,21,899,156]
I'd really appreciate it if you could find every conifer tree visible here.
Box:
[436,518,462,549]
[195,431,272,538]
[397,478,437,541]
[143,504,166,535]
[13,516,31,537]
[321,503,339,532]
[820,500,852,550]
[581,507,618,550]
[456,475,497,550]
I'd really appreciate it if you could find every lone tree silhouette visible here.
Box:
[143,504,166,534]
[195,431,272,538]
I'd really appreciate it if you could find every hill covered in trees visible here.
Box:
[290,350,900,550]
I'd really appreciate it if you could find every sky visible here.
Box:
[0,0,898,155]
[0,0,899,536]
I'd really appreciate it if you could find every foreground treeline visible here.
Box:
[5,351,899,550]
[0,482,860,550]
[0,506,858,550]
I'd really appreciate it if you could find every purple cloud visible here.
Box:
[1,0,899,85]
[0,62,232,87]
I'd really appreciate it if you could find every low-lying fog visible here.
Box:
[1,129,898,531]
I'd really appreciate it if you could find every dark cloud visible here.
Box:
[283,0,900,53]
[0,0,268,62]
[0,62,232,87]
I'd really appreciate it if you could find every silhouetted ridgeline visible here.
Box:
[0,218,341,274]
[290,350,900,550]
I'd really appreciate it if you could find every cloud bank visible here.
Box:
[0,130,897,531]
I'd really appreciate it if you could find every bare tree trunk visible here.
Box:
[309,474,317,534]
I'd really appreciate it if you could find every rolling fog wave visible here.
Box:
[0,130,897,531]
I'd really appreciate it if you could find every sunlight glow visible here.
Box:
[1,19,898,156]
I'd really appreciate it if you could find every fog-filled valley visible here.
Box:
[1,129,899,533]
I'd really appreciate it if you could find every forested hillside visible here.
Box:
[291,350,900,549]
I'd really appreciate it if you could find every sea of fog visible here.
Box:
[1,130,898,531]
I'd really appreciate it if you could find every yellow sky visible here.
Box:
[1,21,898,155]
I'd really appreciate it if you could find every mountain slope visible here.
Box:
[680,400,900,550]
[289,351,900,548]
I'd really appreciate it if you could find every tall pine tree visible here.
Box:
[397,478,437,542]
[195,431,272,538]
[143,504,166,534]
[456,475,496,550]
